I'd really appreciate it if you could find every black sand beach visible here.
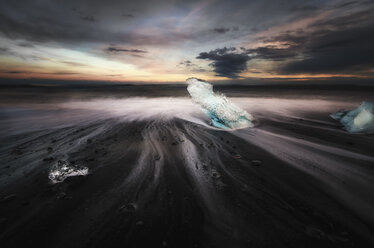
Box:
[0,84,373,248]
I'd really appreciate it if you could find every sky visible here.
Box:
[0,0,373,83]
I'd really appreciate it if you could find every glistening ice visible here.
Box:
[186,78,254,129]
[331,101,374,133]
[49,160,88,183]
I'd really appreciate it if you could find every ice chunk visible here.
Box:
[186,78,254,129]
[331,101,374,133]
[49,160,88,183]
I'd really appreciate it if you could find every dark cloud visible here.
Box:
[180,60,192,66]
[0,47,9,53]
[248,6,374,75]
[247,46,299,61]
[43,71,79,75]
[284,13,374,74]
[121,14,135,18]
[81,15,96,22]
[213,28,230,34]
[195,1,374,78]
[260,30,307,46]
[17,42,34,48]
[289,4,319,12]
[0,1,157,44]
[213,27,239,34]
[178,60,206,73]
[0,0,326,46]
[0,69,79,76]
[336,1,358,8]
[307,9,373,30]
[197,47,250,78]
[0,70,31,74]
[281,28,374,74]
[106,47,147,53]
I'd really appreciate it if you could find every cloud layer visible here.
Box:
[0,0,373,81]
[196,0,374,78]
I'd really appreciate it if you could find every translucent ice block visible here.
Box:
[331,101,374,133]
[186,77,254,129]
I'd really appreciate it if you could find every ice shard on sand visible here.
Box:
[331,101,374,133]
[186,77,254,129]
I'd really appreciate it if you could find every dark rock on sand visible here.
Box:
[0,194,16,203]
[250,160,262,166]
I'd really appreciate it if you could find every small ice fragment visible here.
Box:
[331,101,374,133]
[49,160,88,183]
[186,78,254,129]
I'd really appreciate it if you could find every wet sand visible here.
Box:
[0,85,373,248]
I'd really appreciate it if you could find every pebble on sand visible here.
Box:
[251,160,262,166]
[0,194,16,203]
[119,203,137,213]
